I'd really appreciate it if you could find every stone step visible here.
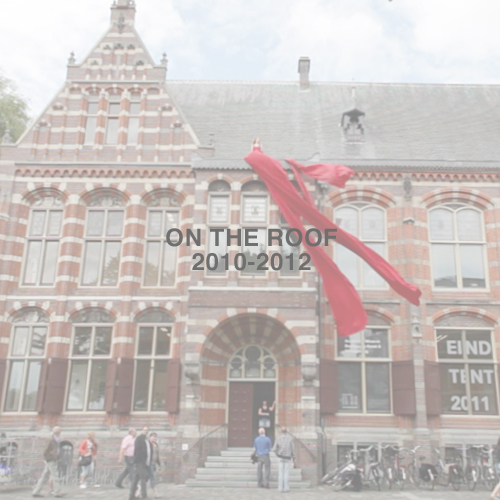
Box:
[194,472,304,481]
[186,479,311,488]
[207,456,283,463]
[203,462,301,472]
[196,468,302,477]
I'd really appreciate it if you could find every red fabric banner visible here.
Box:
[244,148,421,337]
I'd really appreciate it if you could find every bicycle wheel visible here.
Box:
[332,476,352,492]
[465,466,477,491]
[450,471,461,491]
[407,464,420,489]
[383,468,392,490]
[393,469,404,490]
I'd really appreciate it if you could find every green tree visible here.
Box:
[0,72,30,142]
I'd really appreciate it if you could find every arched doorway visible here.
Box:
[199,313,301,448]
[228,345,277,446]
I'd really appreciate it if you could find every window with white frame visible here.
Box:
[335,204,386,288]
[22,196,63,286]
[127,94,141,145]
[207,181,230,275]
[133,311,173,411]
[84,97,99,145]
[81,194,124,286]
[228,345,277,379]
[66,310,112,411]
[241,181,267,275]
[337,327,391,413]
[4,309,47,412]
[143,194,180,286]
[429,205,486,289]
[437,328,497,415]
[105,95,121,144]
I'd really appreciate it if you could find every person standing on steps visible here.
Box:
[32,426,65,498]
[253,427,272,488]
[273,427,295,493]
[129,426,151,500]
[115,428,137,489]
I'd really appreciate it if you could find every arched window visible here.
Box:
[66,309,113,412]
[81,192,125,287]
[4,309,48,412]
[336,325,391,414]
[133,310,173,411]
[22,196,63,286]
[143,193,180,287]
[228,346,277,380]
[335,204,386,288]
[207,180,231,275]
[429,205,486,289]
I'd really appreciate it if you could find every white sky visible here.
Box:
[2,0,500,119]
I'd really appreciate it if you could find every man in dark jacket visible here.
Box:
[32,426,65,497]
[129,427,151,500]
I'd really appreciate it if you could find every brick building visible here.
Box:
[0,0,499,485]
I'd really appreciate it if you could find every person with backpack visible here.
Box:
[78,431,98,488]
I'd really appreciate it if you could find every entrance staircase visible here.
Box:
[186,448,311,488]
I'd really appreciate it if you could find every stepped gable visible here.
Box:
[0,0,199,165]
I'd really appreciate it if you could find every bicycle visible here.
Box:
[358,445,384,491]
[321,449,362,492]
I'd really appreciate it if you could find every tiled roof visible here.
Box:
[166,80,500,168]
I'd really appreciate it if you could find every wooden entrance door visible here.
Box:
[228,382,253,447]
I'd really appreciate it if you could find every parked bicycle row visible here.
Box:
[321,442,500,493]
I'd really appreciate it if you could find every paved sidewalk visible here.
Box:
[0,483,496,500]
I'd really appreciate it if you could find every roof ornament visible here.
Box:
[161,52,168,67]
[1,129,13,145]
[67,51,76,65]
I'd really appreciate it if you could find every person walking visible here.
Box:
[490,437,500,499]
[115,428,137,489]
[32,426,65,498]
[273,427,295,493]
[147,432,161,498]
[253,427,272,488]
[129,427,151,500]
[78,431,97,488]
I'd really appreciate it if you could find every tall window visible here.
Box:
[22,196,63,286]
[337,327,391,413]
[133,311,173,411]
[437,328,497,415]
[335,204,386,288]
[207,180,230,275]
[105,95,121,144]
[81,194,124,286]
[84,97,99,145]
[429,205,486,289]
[143,194,180,286]
[241,181,268,275]
[4,309,47,412]
[66,310,112,411]
[127,94,141,145]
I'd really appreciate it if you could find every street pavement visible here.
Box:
[0,483,497,500]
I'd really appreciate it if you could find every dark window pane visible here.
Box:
[23,240,42,285]
[101,241,121,285]
[67,361,88,411]
[82,242,101,285]
[364,329,389,358]
[106,211,124,236]
[87,361,108,410]
[40,241,59,285]
[47,211,63,236]
[460,245,485,288]
[12,327,29,356]
[338,332,362,358]
[144,242,160,286]
[87,211,104,236]
[161,244,176,286]
[429,209,454,240]
[457,209,482,241]
[73,327,92,356]
[241,229,266,275]
[30,211,46,236]
[338,362,362,412]
[30,326,47,356]
[366,363,390,413]
[147,212,162,237]
[208,230,227,274]
[469,363,497,415]
[440,363,467,415]
[133,360,151,411]
[5,361,24,411]
[94,327,112,355]
[151,360,168,410]
[138,327,154,355]
[436,330,463,360]
[432,244,457,287]
[465,330,493,360]
[155,326,171,355]
[23,361,42,411]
